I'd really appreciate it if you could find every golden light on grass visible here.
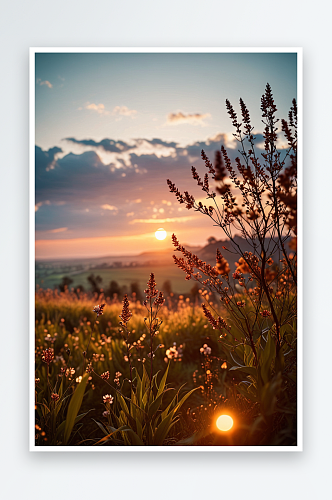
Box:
[155,228,167,240]
[216,414,233,432]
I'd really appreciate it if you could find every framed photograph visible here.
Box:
[30,48,302,451]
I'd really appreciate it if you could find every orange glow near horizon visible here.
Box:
[35,225,216,260]
[216,415,234,432]
[35,233,167,260]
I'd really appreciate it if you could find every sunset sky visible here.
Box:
[35,51,297,259]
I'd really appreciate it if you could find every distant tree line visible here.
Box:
[58,274,204,305]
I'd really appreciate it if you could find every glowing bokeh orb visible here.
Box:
[155,228,167,240]
[216,414,233,432]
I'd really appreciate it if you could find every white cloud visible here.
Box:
[64,138,177,170]
[37,79,53,89]
[48,227,68,233]
[85,103,109,115]
[166,111,211,126]
[35,200,51,211]
[207,132,237,149]
[101,204,118,213]
[132,139,176,159]
[112,105,137,118]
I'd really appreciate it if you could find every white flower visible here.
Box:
[103,394,114,404]
[200,343,211,356]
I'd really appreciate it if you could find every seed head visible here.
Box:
[93,303,105,317]
[144,273,158,300]
[42,348,54,365]
[260,309,271,317]
[119,294,132,324]
[101,371,110,380]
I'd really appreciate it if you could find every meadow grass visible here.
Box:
[35,284,296,446]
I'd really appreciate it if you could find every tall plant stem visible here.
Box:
[149,298,154,388]
[83,317,97,375]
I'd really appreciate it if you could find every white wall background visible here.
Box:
[0,1,330,499]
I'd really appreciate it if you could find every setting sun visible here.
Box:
[216,415,234,432]
[155,228,167,240]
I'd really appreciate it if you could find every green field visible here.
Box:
[36,263,194,294]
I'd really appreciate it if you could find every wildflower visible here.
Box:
[202,304,230,331]
[41,348,54,365]
[221,362,227,369]
[102,410,110,418]
[76,376,83,383]
[93,303,105,317]
[200,344,211,356]
[51,393,60,402]
[232,270,243,280]
[144,273,158,300]
[101,371,110,380]
[103,394,114,404]
[115,371,122,378]
[119,294,132,324]
[35,378,40,385]
[154,291,165,307]
[165,342,183,361]
[216,249,230,275]
[236,301,245,307]
[65,367,75,377]
[260,310,271,317]
[86,363,93,373]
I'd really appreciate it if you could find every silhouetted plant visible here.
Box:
[167,84,297,442]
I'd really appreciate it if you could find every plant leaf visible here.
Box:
[63,373,89,445]
[157,363,170,397]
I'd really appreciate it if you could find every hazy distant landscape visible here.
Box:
[36,261,194,293]
[36,246,197,293]
[35,237,261,293]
